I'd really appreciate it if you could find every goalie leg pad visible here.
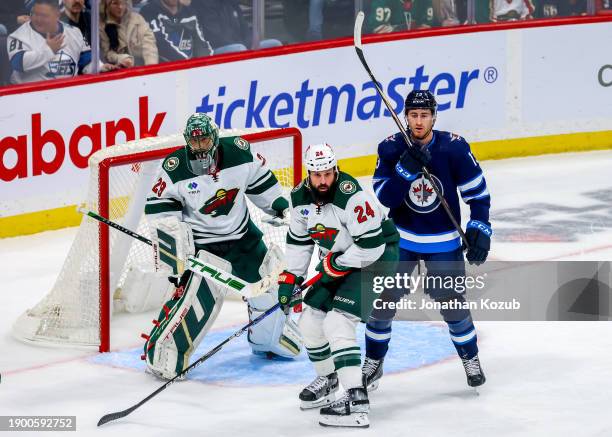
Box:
[143,249,229,380]
[114,267,174,314]
[247,289,303,358]
[114,217,194,315]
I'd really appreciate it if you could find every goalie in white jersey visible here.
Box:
[7,0,111,84]
[140,113,302,380]
[277,143,399,428]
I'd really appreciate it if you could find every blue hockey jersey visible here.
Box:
[373,130,490,253]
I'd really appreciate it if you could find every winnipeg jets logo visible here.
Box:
[404,174,443,214]
[46,51,76,78]
[200,188,239,216]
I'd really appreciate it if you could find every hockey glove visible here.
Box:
[264,197,290,227]
[395,145,431,182]
[464,220,492,265]
[315,252,352,284]
[278,271,303,314]
[271,197,289,218]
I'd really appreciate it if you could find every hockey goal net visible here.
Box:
[12,127,302,352]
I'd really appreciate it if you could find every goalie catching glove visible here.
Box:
[316,252,352,284]
[278,271,303,314]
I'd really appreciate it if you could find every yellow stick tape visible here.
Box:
[2,131,611,238]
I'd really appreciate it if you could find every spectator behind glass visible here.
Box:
[366,0,434,34]
[307,0,324,40]
[489,0,535,22]
[534,0,587,18]
[192,0,281,54]
[404,0,436,29]
[61,0,91,46]
[7,0,113,84]
[0,0,30,35]
[140,0,212,62]
[596,0,612,14]
[100,0,158,67]
[432,0,461,26]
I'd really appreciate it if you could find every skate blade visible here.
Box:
[300,392,337,410]
[319,413,369,428]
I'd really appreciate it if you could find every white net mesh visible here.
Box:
[12,129,301,350]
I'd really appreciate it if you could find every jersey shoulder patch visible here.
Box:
[219,136,254,170]
[161,148,194,183]
[332,172,363,209]
[436,130,469,155]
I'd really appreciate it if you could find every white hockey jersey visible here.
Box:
[145,136,285,246]
[285,172,390,278]
[7,21,94,84]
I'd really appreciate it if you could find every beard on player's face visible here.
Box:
[309,170,337,203]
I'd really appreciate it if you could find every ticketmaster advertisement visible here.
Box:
[1,21,611,229]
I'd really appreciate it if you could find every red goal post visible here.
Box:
[13,127,302,352]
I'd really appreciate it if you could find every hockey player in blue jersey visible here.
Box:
[362,90,491,390]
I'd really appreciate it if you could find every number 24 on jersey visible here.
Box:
[354,201,375,223]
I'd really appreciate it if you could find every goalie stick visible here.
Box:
[97,272,321,427]
[79,208,279,299]
[353,11,469,248]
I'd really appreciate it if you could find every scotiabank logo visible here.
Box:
[0,96,166,182]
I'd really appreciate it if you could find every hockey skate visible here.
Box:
[362,356,384,392]
[319,387,370,428]
[462,355,486,388]
[299,373,339,410]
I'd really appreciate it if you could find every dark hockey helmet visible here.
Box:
[404,90,437,116]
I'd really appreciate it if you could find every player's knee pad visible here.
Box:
[247,289,302,358]
[298,306,327,348]
[114,217,194,314]
[143,249,228,379]
[323,309,359,351]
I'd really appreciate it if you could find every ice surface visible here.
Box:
[1,151,611,436]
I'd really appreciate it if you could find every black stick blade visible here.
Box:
[98,406,136,427]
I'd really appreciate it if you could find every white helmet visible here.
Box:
[304,143,338,172]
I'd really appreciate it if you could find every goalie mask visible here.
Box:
[183,113,220,175]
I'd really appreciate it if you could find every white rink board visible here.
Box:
[1,21,611,216]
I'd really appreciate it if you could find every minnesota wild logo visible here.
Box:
[308,223,339,250]
[200,188,239,216]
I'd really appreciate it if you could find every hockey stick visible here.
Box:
[353,12,469,248]
[79,208,277,299]
[97,272,321,427]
